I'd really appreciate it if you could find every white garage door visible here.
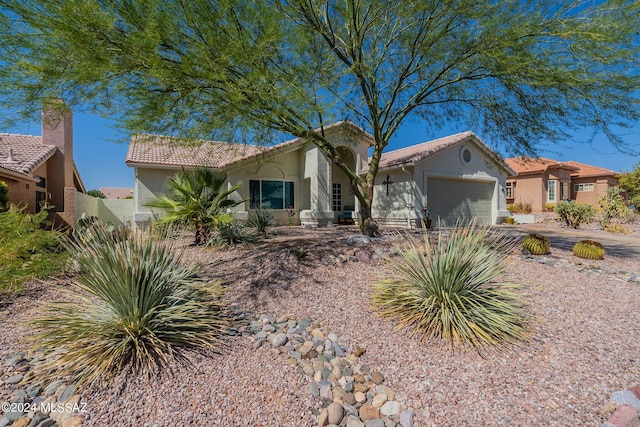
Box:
[426,178,494,226]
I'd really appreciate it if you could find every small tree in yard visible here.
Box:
[598,187,632,227]
[555,200,595,229]
[145,168,243,245]
[618,163,640,212]
[86,189,106,199]
[1,1,639,234]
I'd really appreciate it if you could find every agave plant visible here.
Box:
[247,207,275,236]
[372,222,526,349]
[573,239,605,260]
[31,224,229,388]
[521,233,550,255]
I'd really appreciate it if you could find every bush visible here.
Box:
[573,240,605,260]
[598,187,632,227]
[0,205,67,295]
[247,207,275,236]
[371,222,526,349]
[0,181,9,212]
[208,220,254,247]
[31,225,230,387]
[521,233,550,255]
[603,223,631,234]
[555,200,594,228]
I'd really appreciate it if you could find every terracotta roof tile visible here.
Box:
[505,156,578,175]
[0,134,57,176]
[126,121,374,168]
[99,187,133,199]
[565,160,617,177]
[376,131,476,169]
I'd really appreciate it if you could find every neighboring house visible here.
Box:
[0,106,85,225]
[126,122,513,228]
[505,156,619,212]
[100,187,133,199]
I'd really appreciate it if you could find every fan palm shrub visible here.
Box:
[145,167,243,244]
[31,224,229,387]
[372,222,526,349]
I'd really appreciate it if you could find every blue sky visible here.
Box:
[6,112,639,191]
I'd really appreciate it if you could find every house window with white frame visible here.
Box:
[332,183,342,211]
[505,182,514,198]
[548,180,557,202]
[249,180,294,210]
[574,183,594,192]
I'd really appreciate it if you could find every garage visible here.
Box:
[426,177,494,226]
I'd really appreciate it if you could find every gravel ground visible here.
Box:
[1,223,639,426]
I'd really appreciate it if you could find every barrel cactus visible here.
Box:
[573,240,605,260]
[521,233,550,255]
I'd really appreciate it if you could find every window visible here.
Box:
[249,180,294,209]
[35,176,46,188]
[574,183,594,192]
[505,182,514,198]
[548,180,556,202]
[332,183,342,211]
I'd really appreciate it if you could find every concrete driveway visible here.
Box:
[498,224,640,260]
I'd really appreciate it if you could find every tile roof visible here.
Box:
[99,187,133,199]
[0,134,57,176]
[373,131,515,175]
[126,121,374,168]
[376,131,476,169]
[505,156,616,178]
[126,134,266,168]
[565,160,618,178]
[505,156,578,175]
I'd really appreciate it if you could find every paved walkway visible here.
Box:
[499,224,640,259]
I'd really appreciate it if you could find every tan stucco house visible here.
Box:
[0,106,85,225]
[505,156,620,212]
[126,122,513,228]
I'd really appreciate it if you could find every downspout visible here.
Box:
[401,166,415,228]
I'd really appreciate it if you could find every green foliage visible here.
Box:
[521,234,550,255]
[2,1,639,234]
[603,223,631,234]
[618,163,640,210]
[508,202,532,214]
[145,167,243,245]
[31,224,230,388]
[86,189,106,198]
[555,200,595,228]
[0,180,9,212]
[247,207,275,236]
[0,204,67,295]
[573,240,605,260]
[598,187,633,226]
[208,220,254,247]
[372,223,526,349]
[290,246,309,261]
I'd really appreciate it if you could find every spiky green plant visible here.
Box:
[372,222,526,349]
[247,207,275,236]
[208,220,254,247]
[573,240,605,260]
[30,225,229,388]
[521,233,550,255]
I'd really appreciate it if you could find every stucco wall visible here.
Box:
[1,175,36,212]
[134,167,177,221]
[73,190,133,226]
[572,176,618,206]
[372,170,415,227]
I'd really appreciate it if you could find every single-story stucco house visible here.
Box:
[125,122,514,228]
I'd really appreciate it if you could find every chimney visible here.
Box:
[42,100,74,212]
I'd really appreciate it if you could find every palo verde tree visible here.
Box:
[1,1,638,233]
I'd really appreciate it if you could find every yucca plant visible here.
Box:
[208,220,254,247]
[30,225,230,388]
[521,233,550,255]
[573,240,605,260]
[372,222,526,349]
[247,207,275,236]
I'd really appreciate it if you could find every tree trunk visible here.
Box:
[358,179,378,237]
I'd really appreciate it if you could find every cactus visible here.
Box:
[573,240,605,260]
[521,233,550,255]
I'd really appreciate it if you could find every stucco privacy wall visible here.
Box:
[73,190,133,226]
[134,167,176,222]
